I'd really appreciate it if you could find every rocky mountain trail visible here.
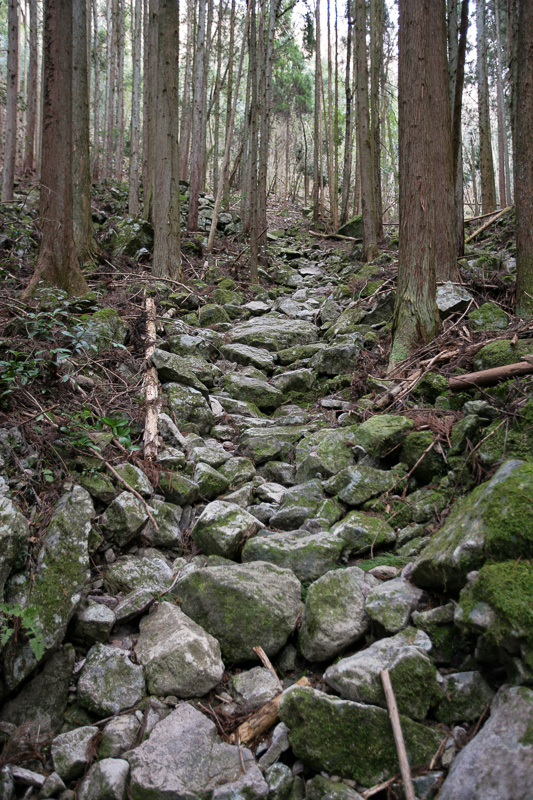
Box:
[1,195,533,800]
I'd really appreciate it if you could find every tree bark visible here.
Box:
[2,0,19,201]
[179,0,194,181]
[188,0,206,231]
[91,0,101,180]
[450,0,468,257]
[476,0,496,213]
[494,0,508,207]
[355,0,379,261]
[312,0,321,222]
[514,0,533,316]
[340,2,353,226]
[129,0,142,214]
[27,0,88,297]
[23,0,38,174]
[114,0,125,181]
[370,0,384,239]
[152,0,182,279]
[248,0,259,282]
[389,0,440,367]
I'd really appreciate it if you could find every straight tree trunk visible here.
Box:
[27,0,88,296]
[2,0,19,201]
[129,0,142,214]
[212,0,224,195]
[450,0,469,257]
[312,0,321,222]
[355,0,379,261]
[430,0,456,280]
[152,0,181,279]
[340,3,353,226]
[223,0,236,210]
[514,0,533,316]
[390,0,440,366]
[494,0,509,207]
[476,0,496,213]
[370,0,383,239]
[23,0,38,174]
[115,0,125,181]
[257,0,280,256]
[470,134,480,216]
[199,0,213,191]
[72,0,96,264]
[91,0,101,180]
[188,0,206,230]
[179,0,194,180]
[248,0,259,282]
[326,0,338,228]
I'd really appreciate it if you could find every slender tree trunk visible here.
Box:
[326,0,337,228]
[494,0,508,207]
[476,0,496,212]
[27,0,88,296]
[129,0,142,214]
[2,0,19,201]
[199,0,213,191]
[470,134,480,215]
[390,0,440,366]
[450,0,469,257]
[152,0,181,279]
[115,0,125,181]
[241,65,252,231]
[430,0,456,280]
[257,0,280,256]
[370,0,383,239]
[340,3,353,226]
[23,0,38,174]
[249,0,259,282]
[179,0,194,180]
[188,0,206,230]
[212,0,224,195]
[91,0,101,181]
[514,0,533,316]
[72,0,96,264]
[312,0,321,222]
[355,0,379,261]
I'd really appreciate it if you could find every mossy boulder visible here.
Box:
[220,343,276,372]
[240,425,307,465]
[478,398,533,465]
[227,314,318,352]
[241,531,344,583]
[80,308,128,353]
[222,373,284,412]
[435,671,494,723]
[166,384,215,434]
[331,511,396,556]
[77,643,146,716]
[324,464,405,507]
[152,349,209,394]
[0,496,30,598]
[364,578,424,634]
[112,216,154,256]
[400,431,447,483]
[173,561,302,662]
[324,308,367,341]
[338,215,363,239]
[310,341,361,376]
[354,414,415,460]
[472,338,532,370]
[295,426,359,482]
[193,463,230,501]
[157,472,199,505]
[468,301,509,331]
[455,560,533,675]
[324,628,440,721]
[199,303,231,327]
[104,554,173,595]
[278,686,441,785]
[100,490,150,548]
[191,500,261,559]
[411,460,533,593]
[412,372,449,402]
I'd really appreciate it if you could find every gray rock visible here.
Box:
[105,554,173,595]
[0,496,29,597]
[298,567,378,662]
[157,472,199,505]
[331,511,396,556]
[222,373,284,412]
[258,722,291,768]
[128,703,268,800]
[438,685,533,800]
[306,775,364,800]
[73,602,116,646]
[230,667,280,712]
[242,530,344,583]
[436,671,494,723]
[324,628,440,721]
[0,767,14,800]
[151,349,209,393]
[254,482,286,504]
[324,465,402,507]
[80,308,128,353]
[52,726,100,781]
[136,601,224,698]
[39,771,66,799]
[189,445,231,468]
[353,414,415,459]
[227,314,318,352]
[112,464,154,498]
[100,491,149,548]
[0,645,75,733]
[295,428,358,482]
[191,500,262,559]
[174,561,302,662]
[364,578,424,633]
[77,644,146,716]
[436,282,473,316]
[194,462,231,501]
[77,758,129,800]
[166,383,215,434]
[220,343,276,372]
[265,763,293,800]
[99,715,140,759]
[271,369,316,394]
[113,588,155,624]
[142,498,183,549]
[310,342,360,376]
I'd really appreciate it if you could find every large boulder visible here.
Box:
[191,500,262,559]
[222,374,284,412]
[411,460,533,593]
[104,554,173,595]
[242,531,344,583]
[278,686,441,786]
[437,686,533,800]
[151,349,209,394]
[136,602,224,698]
[298,567,378,662]
[331,511,396,556]
[364,578,425,633]
[324,628,440,721]
[174,561,302,662]
[77,644,146,716]
[165,383,215,434]
[128,703,268,800]
[227,314,318,352]
[295,428,358,482]
[80,308,128,353]
[100,491,149,548]
[324,465,404,507]
[0,495,29,597]
[353,414,414,460]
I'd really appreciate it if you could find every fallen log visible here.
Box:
[309,229,360,242]
[465,205,513,244]
[143,296,160,460]
[448,358,533,391]
[229,676,311,746]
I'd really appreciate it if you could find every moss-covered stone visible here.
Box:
[412,372,449,402]
[478,398,533,466]
[354,414,415,460]
[242,530,344,582]
[295,426,359,482]
[165,384,215,434]
[193,463,230,501]
[222,373,284,412]
[468,301,509,331]
[80,308,128,353]
[400,432,447,484]
[472,339,532,371]
[278,686,441,785]
[112,216,154,257]
[191,500,261,559]
[331,511,396,556]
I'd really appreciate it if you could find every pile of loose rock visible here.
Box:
[1,237,532,800]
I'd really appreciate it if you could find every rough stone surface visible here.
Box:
[324,628,440,720]
[136,601,224,698]
[104,554,173,595]
[230,667,280,712]
[166,383,215,434]
[0,495,29,597]
[227,314,318,352]
[100,491,149,548]
[437,686,533,800]
[242,531,344,582]
[77,644,146,716]
[364,578,425,633]
[191,500,262,559]
[128,703,268,800]
[174,561,302,662]
[98,716,140,759]
[52,726,100,781]
[353,415,414,460]
[77,758,130,800]
[331,511,396,556]
[436,671,495,723]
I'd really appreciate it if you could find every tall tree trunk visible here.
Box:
[179,0,194,180]
[494,0,508,207]
[430,0,456,281]
[212,0,224,195]
[27,0,88,296]
[91,0,101,180]
[476,0,496,212]
[449,0,469,257]
[23,0,38,174]
[390,0,440,366]
[340,2,353,226]
[152,0,182,279]
[355,0,379,261]
[326,0,337,228]
[129,0,142,214]
[370,0,383,239]
[2,0,19,201]
[470,134,480,216]
[257,0,280,256]
[72,0,96,264]
[199,0,213,191]
[514,0,533,316]
[188,0,206,230]
[223,0,236,210]
[312,0,321,222]
[115,0,125,181]
[248,0,259,282]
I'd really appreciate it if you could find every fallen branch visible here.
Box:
[143,296,160,461]
[464,206,513,225]
[253,646,283,691]
[309,229,360,242]
[228,676,311,746]
[380,669,416,800]
[448,358,533,391]
[465,205,513,244]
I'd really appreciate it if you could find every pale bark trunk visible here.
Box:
[312,0,321,222]
[179,0,194,180]
[476,0,496,213]
[449,0,469,257]
[340,0,353,227]
[257,0,280,255]
[370,0,383,239]
[212,0,224,195]
[2,0,19,201]
[249,0,259,282]
[115,0,125,181]
[143,0,158,223]
[470,134,480,216]
[23,0,38,174]
[326,0,337,228]
[199,0,213,191]
[28,0,88,297]
[129,0,142,214]
[188,0,206,230]
[494,0,508,207]
[91,0,101,180]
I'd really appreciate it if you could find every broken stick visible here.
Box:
[229,676,311,746]
[143,296,160,460]
[448,358,533,391]
[380,669,416,800]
